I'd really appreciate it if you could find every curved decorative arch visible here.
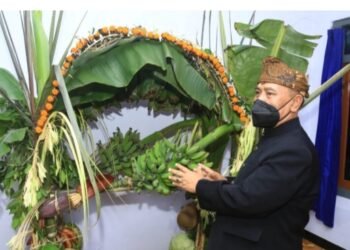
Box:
[35,25,249,135]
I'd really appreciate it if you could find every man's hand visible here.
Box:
[194,163,226,181]
[169,163,204,193]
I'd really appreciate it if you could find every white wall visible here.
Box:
[1,10,350,249]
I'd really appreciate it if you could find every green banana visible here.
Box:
[158,181,170,195]
[138,155,147,171]
[188,150,208,162]
[188,163,198,170]
[144,183,153,191]
[160,172,170,180]
[148,150,159,166]
[121,140,133,153]
[157,162,167,173]
[152,179,159,188]
[153,141,164,159]
[179,158,190,166]
[163,139,177,151]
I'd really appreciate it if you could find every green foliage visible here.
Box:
[97,127,145,176]
[0,127,27,157]
[226,19,321,105]
[132,138,212,195]
[0,68,25,101]
[0,13,325,249]
[32,11,50,98]
[39,243,62,250]
[65,40,216,110]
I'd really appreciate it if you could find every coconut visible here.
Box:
[176,202,199,231]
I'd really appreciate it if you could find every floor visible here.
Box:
[303,239,324,250]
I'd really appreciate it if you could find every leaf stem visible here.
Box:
[270,23,285,57]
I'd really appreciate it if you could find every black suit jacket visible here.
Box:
[196,118,319,250]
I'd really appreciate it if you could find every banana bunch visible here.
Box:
[97,127,145,176]
[230,118,257,177]
[132,138,212,195]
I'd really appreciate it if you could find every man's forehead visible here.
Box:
[257,82,299,96]
[256,82,284,91]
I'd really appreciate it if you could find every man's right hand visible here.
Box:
[194,163,226,181]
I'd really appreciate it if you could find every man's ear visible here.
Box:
[291,94,304,112]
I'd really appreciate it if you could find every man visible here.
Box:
[169,57,320,250]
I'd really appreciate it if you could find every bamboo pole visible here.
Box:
[303,64,350,108]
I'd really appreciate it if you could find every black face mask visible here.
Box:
[252,97,295,128]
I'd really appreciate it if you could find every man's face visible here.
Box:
[254,83,302,126]
[254,83,294,108]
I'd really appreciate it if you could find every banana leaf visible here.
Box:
[32,11,50,99]
[65,40,216,110]
[226,19,321,105]
[0,68,25,101]
[235,19,320,59]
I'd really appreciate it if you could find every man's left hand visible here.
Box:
[169,163,203,193]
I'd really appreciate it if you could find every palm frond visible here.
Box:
[240,10,256,46]
[208,10,212,50]
[48,11,56,49]
[54,64,101,236]
[200,10,206,48]
[229,11,233,45]
[32,11,50,99]
[0,11,30,108]
[219,11,228,67]
[50,11,63,64]
[215,26,218,55]
[7,201,45,250]
[23,11,36,118]
[59,11,87,66]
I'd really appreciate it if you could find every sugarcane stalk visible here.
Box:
[187,123,241,155]
[140,118,198,145]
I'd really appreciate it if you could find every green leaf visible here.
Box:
[2,128,27,143]
[7,197,22,210]
[32,10,50,98]
[66,40,216,109]
[153,62,188,97]
[221,95,233,123]
[0,68,25,101]
[0,110,17,121]
[235,19,321,59]
[67,86,116,107]
[11,213,25,229]
[219,11,228,67]
[282,25,321,57]
[227,46,269,104]
[0,142,10,157]
[39,243,61,250]
[228,19,321,105]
